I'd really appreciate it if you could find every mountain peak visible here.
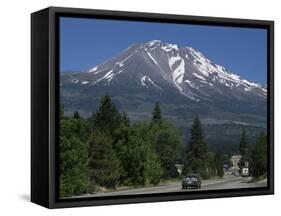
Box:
[146,40,162,47]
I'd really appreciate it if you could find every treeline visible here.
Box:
[238,129,267,178]
[60,96,183,197]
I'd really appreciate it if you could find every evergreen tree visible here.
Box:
[73,110,81,119]
[60,135,89,197]
[59,105,91,197]
[135,123,163,185]
[150,103,183,179]
[144,145,163,185]
[187,116,208,159]
[184,116,209,178]
[91,95,122,137]
[114,111,132,184]
[214,153,224,177]
[88,130,121,189]
[238,129,249,169]
[154,122,182,178]
[121,111,130,127]
[151,102,162,125]
[239,129,248,156]
[251,133,267,178]
[60,116,90,143]
[117,122,162,186]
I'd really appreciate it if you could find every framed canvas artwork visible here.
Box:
[31,6,274,208]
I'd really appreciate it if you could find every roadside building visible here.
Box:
[230,154,241,172]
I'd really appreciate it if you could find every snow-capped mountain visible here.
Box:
[60,40,267,128]
[61,40,266,102]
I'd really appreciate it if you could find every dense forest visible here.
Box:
[59,95,267,198]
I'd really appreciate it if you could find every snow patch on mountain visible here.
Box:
[168,56,185,91]
[89,66,98,73]
[140,76,147,86]
[182,88,200,102]
[242,79,261,88]
[147,77,162,89]
[116,61,124,67]
[102,70,114,80]
[161,46,173,52]
[200,80,208,84]
[161,44,179,52]
[193,73,206,81]
[92,69,113,85]
[146,40,180,52]
[145,50,158,65]
[73,79,79,84]
[106,70,124,82]
[89,67,109,75]
[200,70,210,77]
[140,75,162,89]
[173,59,185,84]
[168,55,181,68]
[184,45,266,93]
[116,54,132,67]
[185,79,196,88]
[147,40,161,47]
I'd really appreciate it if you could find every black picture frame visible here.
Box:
[31,6,274,209]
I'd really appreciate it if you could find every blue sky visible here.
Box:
[60,17,267,84]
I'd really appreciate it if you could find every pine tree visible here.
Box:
[184,116,209,178]
[60,135,89,198]
[59,113,91,198]
[88,130,121,189]
[144,145,163,185]
[214,153,224,177]
[238,129,249,169]
[251,133,267,178]
[91,95,122,137]
[154,122,182,178]
[114,111,131,184]
[73,110,81,119]
[116,122,162,186]
[152,102,162,125]
[239,129,248,156]
[60,116,89,143]
[150,103,182,179]
[188,116,208,159]
[121,111,130,127]
[114,125,145,186]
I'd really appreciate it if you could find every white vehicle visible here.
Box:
[242,167,249,177]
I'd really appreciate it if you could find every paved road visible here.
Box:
[73,175,267,198]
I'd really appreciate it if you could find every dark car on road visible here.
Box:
[182,174,201,189]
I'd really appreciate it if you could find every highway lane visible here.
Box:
[72,175,267,198]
